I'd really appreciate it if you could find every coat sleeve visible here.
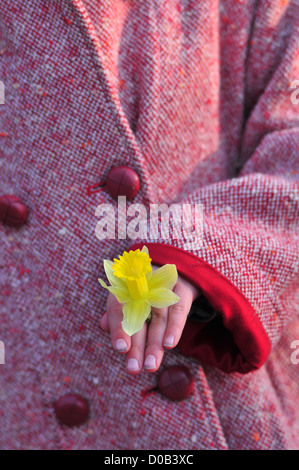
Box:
[130,0,299,374]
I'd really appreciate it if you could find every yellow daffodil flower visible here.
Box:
[98,246,180,336]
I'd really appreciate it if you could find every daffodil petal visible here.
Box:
[107,286,131,303]
[98,278,130,303]
[121,300,151,336]
[98,278,109,289]
[148,264,178,291]
[103,260,126,288]
[145,270,153,282]
[147,288,180,309]
[141,245,149,256]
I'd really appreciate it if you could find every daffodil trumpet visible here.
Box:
[98,246,180,336]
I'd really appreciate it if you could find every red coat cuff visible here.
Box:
[129,242,271,374]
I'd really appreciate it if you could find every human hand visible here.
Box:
[100,265,201,375]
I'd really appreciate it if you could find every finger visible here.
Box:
[126,322,147,375]
[143,306,168,372]
[163,282,195,349]
[100,312,109,332]
[107,293,131,353]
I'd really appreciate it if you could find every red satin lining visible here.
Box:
[129,242,271,374]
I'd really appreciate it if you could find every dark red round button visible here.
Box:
[158,365,195,401]
[106,166,140,199]
[54,393,89,427]
[0,195,29,227]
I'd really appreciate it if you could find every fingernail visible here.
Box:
[115,339,128,351]
[127,358,139,371]
[164,335,175,347]
[144,355,156,369]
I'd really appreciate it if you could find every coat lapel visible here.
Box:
[69,1,161,191]
[68,0,138,147]
[68,0,156,203]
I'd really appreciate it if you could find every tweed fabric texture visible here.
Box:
[0,0,298,450]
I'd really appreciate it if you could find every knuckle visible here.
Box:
[129,345,140,357]
[145,346,163,359]
[171,302,187,317]
[111,327,126,343]
[151,308,167,320]
[108,302,122,316]
[151,312,166,326]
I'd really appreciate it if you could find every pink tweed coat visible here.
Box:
[0,0,299,450]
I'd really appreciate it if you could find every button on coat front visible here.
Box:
[0,195,29,227]
[106,166,140,199]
